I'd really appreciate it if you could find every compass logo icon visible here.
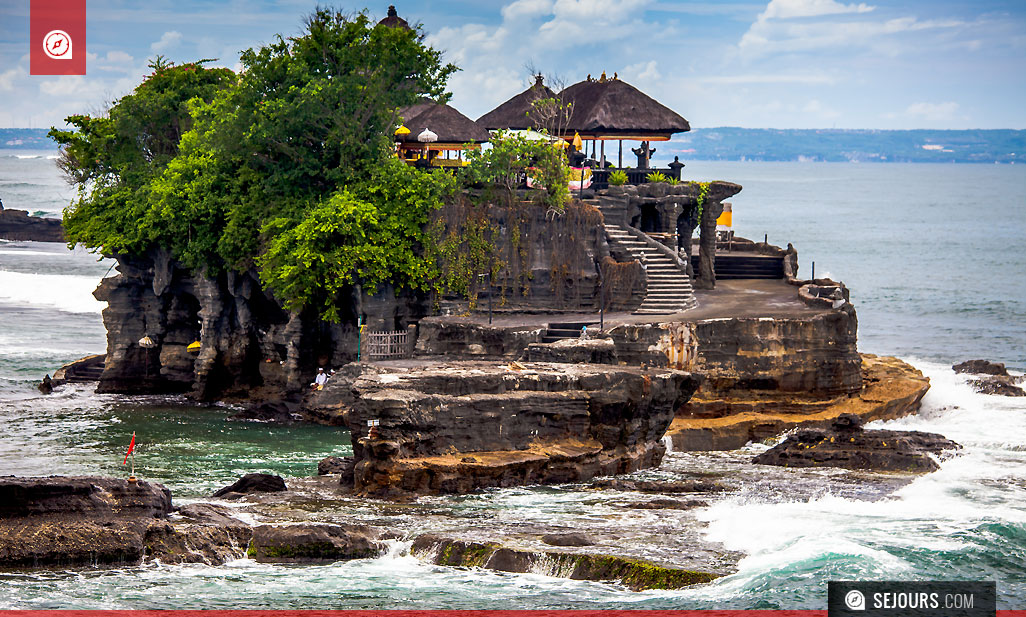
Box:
[43,30,73,60]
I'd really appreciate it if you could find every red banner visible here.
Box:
[30,0,87,75]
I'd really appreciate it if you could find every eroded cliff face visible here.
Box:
[93,251,426,400]
[691,306,861,396]
[90,197,639,399]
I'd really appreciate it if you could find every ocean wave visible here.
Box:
[0,270,106,314]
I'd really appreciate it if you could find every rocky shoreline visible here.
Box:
[0,474,728,590]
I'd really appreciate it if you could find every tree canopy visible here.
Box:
[52,8,459,321]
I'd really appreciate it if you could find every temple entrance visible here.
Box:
[640,203,660,233]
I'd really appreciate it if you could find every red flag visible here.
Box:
[123,432,136,465]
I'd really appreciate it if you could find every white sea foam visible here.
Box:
[0,270,106,313]
[694,358,1026,600]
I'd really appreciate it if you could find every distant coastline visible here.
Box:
[3,127,1023,164]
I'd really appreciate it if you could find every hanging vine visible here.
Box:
[599,256,642,311]
[548,200,603,308]
[423,193,502,309]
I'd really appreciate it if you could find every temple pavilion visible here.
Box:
[478,72,691,183]
[396,100,490,167]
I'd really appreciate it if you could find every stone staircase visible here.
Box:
[588,198,697,315]
[542,321,596,343]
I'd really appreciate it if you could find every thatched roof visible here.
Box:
[397,100,490,144]
[477,75,559,131]
[561,76,690,137]
[377,5,411,30]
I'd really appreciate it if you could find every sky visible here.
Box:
[1,0,1025,130]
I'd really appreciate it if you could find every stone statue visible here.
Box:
[631,141,655,169]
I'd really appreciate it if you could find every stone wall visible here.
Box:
[469,200,643,313]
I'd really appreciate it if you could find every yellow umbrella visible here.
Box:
[394,125,411,136]
[572,132,583,149]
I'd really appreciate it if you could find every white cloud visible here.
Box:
[701,73,837,85]
[426,0,666,118]
[151,31,183,53]
[623,60,661,82]
[39,76,89,97]
[105,50,134,64]
[0,66,27,92]
[759,0,874,20]
[501,0,554,21]
[739,12,964,56]
[94,50,136,73]
[905,101,959,121]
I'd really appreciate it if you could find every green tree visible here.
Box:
[464,129,570,212]
[53,9,460,322]
[51,58,234,255]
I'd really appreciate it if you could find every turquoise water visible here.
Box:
[1,151,1025,608]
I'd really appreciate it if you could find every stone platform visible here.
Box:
[666,354,930,451]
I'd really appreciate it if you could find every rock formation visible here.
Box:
[953,359,1010,375]
[211,473,287,498]
[953,359,1025,396]
[0,209,64,242]
[305,361,700,496]
[248,523,384,562]
[0,476,254,566]
[667,354,930,451]
[753,413,960,472]
[0,476,255,568]
[411,534,719,591]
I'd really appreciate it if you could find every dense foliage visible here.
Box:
[52,9,459,321]
[50,57,234,255]
[464,130,570,212]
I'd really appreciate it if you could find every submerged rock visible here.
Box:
[590,477,723,494]
[541,532,595,547]
[145,504,252,565]
[211,473,287,498]
[248,523,384,562]
[618,498,708,510]
[228,401,299,423]
[969,377,1025,397]
[411,534,719,591]
[753,413,960,473]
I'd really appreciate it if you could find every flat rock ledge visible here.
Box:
[753,414,960,473]
[411,535,719,591]
[305,361,700,497]
[665,354,930,451]
[0,477,251,568]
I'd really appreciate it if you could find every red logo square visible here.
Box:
[30,0,87,75]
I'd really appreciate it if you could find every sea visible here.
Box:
[1,149,1024,609]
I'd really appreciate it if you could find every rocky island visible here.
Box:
[16,6,959,593]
